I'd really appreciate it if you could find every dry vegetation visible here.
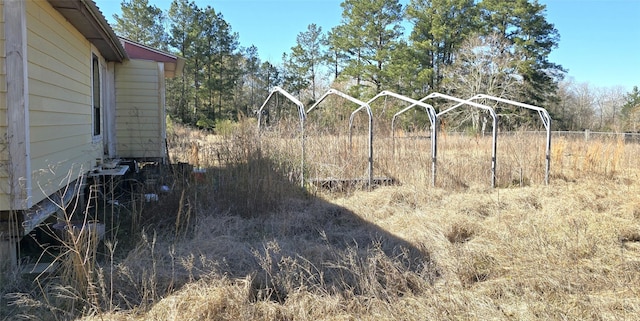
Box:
[3,117,640,320]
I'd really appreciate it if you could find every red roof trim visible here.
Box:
[120,38,178,63]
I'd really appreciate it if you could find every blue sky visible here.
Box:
[540,0,639,91]
[94,0,639,91]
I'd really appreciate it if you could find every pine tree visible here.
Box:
[479,0,565,106]
[113,0,168,50]
[282,50,310,100]
[622,86,640,131]
[167,0,199,124]
[329,0,404,97]
[244,45,262,111]
[325,28,348,81]
[214,15,239,118]
[167,1,241,125]
[260,61,283,94]
[199,6,240,121]
[296,24,325,102]
[283,24,326,102]
[406,0,478,94]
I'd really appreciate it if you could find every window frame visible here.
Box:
[91,53,102,142]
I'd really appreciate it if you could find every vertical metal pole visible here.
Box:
[348,118,353,151]
[491,115,498,188]
[391,117,396,158]
[442,94,550,187]
[368,112,373,188]
[300,107,305,188]
[432,114,438,187]
[545,116,552,185]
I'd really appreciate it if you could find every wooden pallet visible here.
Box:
[309,177,398,191]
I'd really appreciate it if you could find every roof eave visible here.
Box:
[47,0,127,62]
[119,37,186,78]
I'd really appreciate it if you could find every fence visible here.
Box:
[449,130,640,143]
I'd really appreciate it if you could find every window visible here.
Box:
[92,54,101,137]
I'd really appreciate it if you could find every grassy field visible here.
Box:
[2,120,640,320]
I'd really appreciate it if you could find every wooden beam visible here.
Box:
[5,0,32,209]
[105,62,117,158]
[22,182,79,236]
[158,62,167,162]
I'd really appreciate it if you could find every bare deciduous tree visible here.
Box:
[594,86,626,131]
[551,78,628,132]
[572,81,597,130]
[441,33,524,133]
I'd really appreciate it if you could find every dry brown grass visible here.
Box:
[5,120,640,320]
[79,176,640,320]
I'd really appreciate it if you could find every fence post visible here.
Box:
[584,129,590,142]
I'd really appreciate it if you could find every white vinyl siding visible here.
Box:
[25,0,101,205]
[115,59,164,159]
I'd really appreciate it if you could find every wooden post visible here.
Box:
[0,237,18,277]
[5,0,31,209]
[0,212,21,280]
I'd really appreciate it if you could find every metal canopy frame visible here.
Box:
[364,91,438,186]
[254,87,548,189]
[308,89,374,187]
[416,92,499,188]
[462,94,552,185]
[257,86,306,187]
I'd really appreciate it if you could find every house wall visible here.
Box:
[24,0,101,207]
[115,59,165,159]
[0,2,9,208]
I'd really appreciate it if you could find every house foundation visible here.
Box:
[0,178,84,281]
[0,212,21,282]
[0,237,18,275]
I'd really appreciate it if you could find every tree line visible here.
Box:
[113,0,640,132]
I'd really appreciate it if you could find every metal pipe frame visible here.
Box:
[363,91,438,187]
[416,92,498,188]
[466,94,552,185]
[434,94,552,185]
[257,86,306,187]
[308,89,374,187]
